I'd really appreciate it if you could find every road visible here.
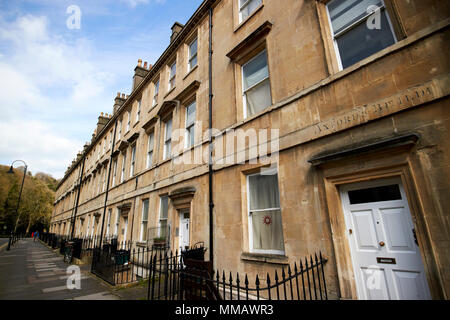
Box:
[0,238,120,300]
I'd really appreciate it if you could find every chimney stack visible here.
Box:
[133,58,151,91]
[171,22,184,43]
[95,112,110,137]
[113,92,127,115]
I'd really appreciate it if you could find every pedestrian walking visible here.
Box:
[34,231,39,242]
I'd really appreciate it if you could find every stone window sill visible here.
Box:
[183,64,198,80]
[164,87,176,99]
[241,252,289,265]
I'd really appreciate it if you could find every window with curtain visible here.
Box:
[153,79,160,106]
[147,132,154,168]
[126,110,131,132]
[120,152,127,183]
[97,168,102,194]
[90,215,95,237]
[327,0,396,69]
[114,209,120,237]
[130,145,136,176]
[188,38,198,71]
[140,199,149,241]
[242,49,272,118]
[169,61,176,90]
[247,171,284,253]
[112,159,117,187]
[239,0,262,22]
[106,209,111,237]
[159,196,169,238]
[118,120,122,140]
[164,117,172,160]
[185,101,196,148]
[136,99,141,123]
[102,167,106,192]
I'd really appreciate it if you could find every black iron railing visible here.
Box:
[6,233,24,250]
[91,245,168,285]
[147,249,328,301]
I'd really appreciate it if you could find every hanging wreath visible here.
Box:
[263,215,272,226]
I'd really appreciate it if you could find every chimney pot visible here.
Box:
[117,92,120,97]
[138,59,142,67]
[101,112,104,116]
[144,61,148,69]
[122,93,126,99]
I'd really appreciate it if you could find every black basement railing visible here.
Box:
[147,248,328,301]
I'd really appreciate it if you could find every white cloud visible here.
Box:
[0,119,82,178]
[0,14,118,177]
[121,0,165,8]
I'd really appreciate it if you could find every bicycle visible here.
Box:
[64,241,74,263]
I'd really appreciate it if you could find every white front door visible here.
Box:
[122,217,128,249]
[340,178,431,300]
[179,210,190,251]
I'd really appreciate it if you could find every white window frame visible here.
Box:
[112,158,117,187]
[86,216,90,237]
[120,151,127,183]
[147,131,154,168]
[184,101,196,148]
[188,37,198,71]
[241,49,271,119]
[114,209,120,237]
[126,110,131,132]
[90,215,95,238]
[140,199,149,242]
[239,0,262,23]
[325,0,397,71]
[158,196,169,237]
[102,166,107,192]
[169,61,176,91]
[106,209,111,237]
[246,169,284,255]
[136,99,141,123]
[163,117,172,160]
[130,144,136,177]
[153,79,160,106]
[118,120,122,140]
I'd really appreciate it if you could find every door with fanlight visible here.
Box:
[179,210,190,251]
[340,178,431,300]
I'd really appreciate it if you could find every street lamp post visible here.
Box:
[6,160,27,251]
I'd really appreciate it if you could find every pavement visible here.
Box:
[0,238,146,300]
[0,238,9,251]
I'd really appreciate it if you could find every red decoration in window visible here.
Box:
[263,215,272,226]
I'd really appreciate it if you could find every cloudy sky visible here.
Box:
[0,0,203,179]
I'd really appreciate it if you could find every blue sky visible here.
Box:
[0,0,203,178]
